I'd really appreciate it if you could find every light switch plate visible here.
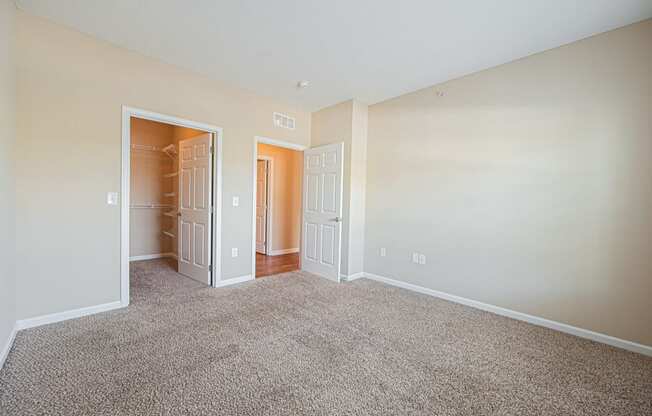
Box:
[107,192,119,205]
[232,196,239,207]
[231,248,238,258]
[418,254,426,265]
[412,253,419,263]
[380,247,386,257]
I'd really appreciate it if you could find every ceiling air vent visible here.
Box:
[273,112,295,130]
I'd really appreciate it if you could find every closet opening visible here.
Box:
[121,107,222,306]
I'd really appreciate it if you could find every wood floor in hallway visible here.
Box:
[255,252,300,278]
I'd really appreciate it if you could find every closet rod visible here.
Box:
[131,144,177,159]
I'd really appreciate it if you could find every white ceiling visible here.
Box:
[16,0,652,111]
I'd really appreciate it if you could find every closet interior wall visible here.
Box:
[129,118,178,260]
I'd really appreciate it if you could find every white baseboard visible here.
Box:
[267,248,299,256]
[16,301,125,331]
[214,274,254,288]
[340,272,365,281]
[0,323,18,370]
[363,272,652,357]
[129,252,177,262]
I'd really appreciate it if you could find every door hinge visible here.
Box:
[209,264,212,273]
[210,146,214,155]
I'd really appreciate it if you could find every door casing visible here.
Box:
[255,157,272,255]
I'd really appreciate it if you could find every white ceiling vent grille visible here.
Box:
[273,112,295,130]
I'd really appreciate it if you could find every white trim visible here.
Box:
[317,273,341,283]
[0,323,18,370]
[213,274,254,288]
[129,252,177,262]
[122,106,224,302]
[213,130,223,288]
[256,136,307,151]
[363,272,652,357]
[252,136,307,278]
[257,156,273,255]
[16,301,124,331]
[121,108,131,306]
[340,272,365,281]
[268,248,300,256]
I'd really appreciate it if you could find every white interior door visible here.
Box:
[255,159,268,254]
[178,133,213,285]
[301,142,344,282]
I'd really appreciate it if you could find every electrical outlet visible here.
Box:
[380,247,386,257]
[232,196,239,207]
[418,254,426,265]
[231,248,238,258]
[412,253,419,263]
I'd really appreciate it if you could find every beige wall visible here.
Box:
[10,5,651,350]
[15,12,311,320]
[0,0,16,354]
[364,19,652,346]
[257,144,302,252]
[129,118,176,257]
[311,100,368,277]
[349,101,368,276]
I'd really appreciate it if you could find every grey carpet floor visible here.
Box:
[1,259,651,415]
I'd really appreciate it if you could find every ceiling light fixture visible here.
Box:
[297,80,310,89]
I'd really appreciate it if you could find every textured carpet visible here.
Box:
[1,259,651,415]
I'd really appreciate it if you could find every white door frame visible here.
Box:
[121,106,223,306]
[256,156,273,255]
[252,136,307,277]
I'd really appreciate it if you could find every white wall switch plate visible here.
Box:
[380,247,386,257]
[231,248,238,258]
[412,253,419,263]
[106,192,118,205]
[232,196,239,207]
[419,254,426,265]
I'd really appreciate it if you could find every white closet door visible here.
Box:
[255,159,269,254]
[301,143,344,282]
[178,133,213,285]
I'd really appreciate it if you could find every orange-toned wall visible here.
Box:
[129,118,176,257]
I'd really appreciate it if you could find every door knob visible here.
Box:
[177,212,182,217]
[332,216,342,222]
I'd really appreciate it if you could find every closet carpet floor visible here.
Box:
[1,259,651,415]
